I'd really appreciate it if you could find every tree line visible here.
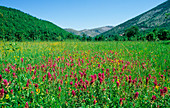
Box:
[94,26,170,41]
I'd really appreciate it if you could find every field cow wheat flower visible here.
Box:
[0,41,169,107]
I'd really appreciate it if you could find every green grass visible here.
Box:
[0,41,170,107]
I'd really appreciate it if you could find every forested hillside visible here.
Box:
[99,0,170,40]
[0,6,79,41]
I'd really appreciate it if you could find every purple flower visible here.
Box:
[10,89,14,94]
[134,92,139,99]
[119,98,123,105]
[164,87,168,94]
[1,88,4,94]
[35,84,38,88]
[25,102,29,108]
[93,100,97,104]
[21,58,24,63]
[3,79,8,86]
[48,72,51,79]
[59,87,61,92]
[0,75,2,81]
[72,90,76,96]
[75,83,78,88]
[151,95,156,101]
[146,77,149,84]
[160,89,164,96]
[116,81,120,88]
[70,81,73,85]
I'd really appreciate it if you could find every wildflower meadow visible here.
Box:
[0,41,169,107]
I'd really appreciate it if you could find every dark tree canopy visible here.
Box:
[0,6,79,41]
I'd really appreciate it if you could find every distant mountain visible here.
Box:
[0,6,77,41]
[100,0,170,37]
[65,26,114,37]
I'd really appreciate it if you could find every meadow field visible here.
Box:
[0,41,169,107]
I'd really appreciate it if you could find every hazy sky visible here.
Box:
[0,0,167,30]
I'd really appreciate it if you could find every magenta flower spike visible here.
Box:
[75,77,78,82]
[119,98,123,105]
[26,82,29,87]
[5,68,10,73]
[116,81,120,88]
[1,88,4,94]
[70,81,73,85]
[93,100,97,104]
[59,87,61,92]
[164,87,168,94]
[112,79,114,82]
[72,90,76,96]
[0,75,2,81]
[3,79,8,86]
[160,89,164,97]
[10,89,14,94]
[149,74,151,79]
[75,83,78,88]
[13,73,16,76]
[25,102,29,108]
[134,92,139,99]
[146,77,149,84]
[151,95,156,101]
[48,72,51,79]
[98,64,100,68]
[98,73,102,77]
[21,58,24,63]
[35,84,38,88]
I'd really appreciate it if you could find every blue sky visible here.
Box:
[0,0,167,30]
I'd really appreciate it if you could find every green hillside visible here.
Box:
[100,0,170,38]
[0,6,78,41]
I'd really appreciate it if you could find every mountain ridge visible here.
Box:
[65,26,114,37]
[100,0,170,37]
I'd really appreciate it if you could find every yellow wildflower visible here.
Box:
[5,94,9,99]
[155,85,159,90]
[36,88,40,94]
